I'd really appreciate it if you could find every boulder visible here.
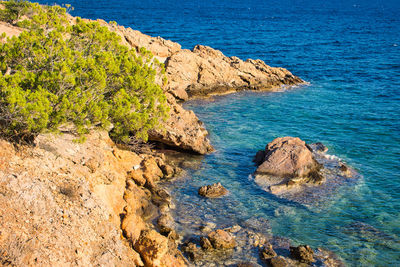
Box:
[255,137,319,178]
[198,183,228,198]
[290,245,315,264]
[207,229,236,249]
[254,137,323,194]
[165,45,304,100]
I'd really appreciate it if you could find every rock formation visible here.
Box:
[254,137,323,194]
[198,182,228,198]
[165,45,304,100]
[0,131,185,266]
[147,93,213,154]
[254,138,358,204]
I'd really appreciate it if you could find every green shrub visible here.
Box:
[0,2,168,142]
[0,0,29,24]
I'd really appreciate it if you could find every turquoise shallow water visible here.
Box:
[37,0,400,265]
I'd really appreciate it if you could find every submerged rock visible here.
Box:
[290,245,315,263]
[198,182,229,198]
[260,243,277,261]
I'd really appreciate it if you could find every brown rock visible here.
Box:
[200,236,213,251]
[134,229,186,267]
[260,243,277,261]
[182,242,201,261]
[157,213,175,235]
[160,164,175,178]
[165,45,304,100]
[127,169,147,186]
[256,137,318,177]
[254,137,323,194]
[198,182,228,198]
[207,229,236,249]
[290,245,315,264]
[148,93,213,154]
[269,256,289,267]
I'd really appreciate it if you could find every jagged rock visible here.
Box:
[260,243,277,261]
[165,45,304,100]
[254,137,323,194]
[207,229,236,249]
[148,93,213,154]
[290,245,315,264]
[134,229,186,267]
[198,182,228,198]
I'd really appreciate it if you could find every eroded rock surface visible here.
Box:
[148,93,213,154]
[165,45,304,100]
[0,131,185,266]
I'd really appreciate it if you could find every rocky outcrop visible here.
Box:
[165,45,304,100]
[148,93,213,154]
[254,137,323,195]
[198,182,228,198]
[254,138,359,204]
[0,131,185,266]
[207,229,237,250]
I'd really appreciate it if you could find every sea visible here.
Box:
[36,0,400,265]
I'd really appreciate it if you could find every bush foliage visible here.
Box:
[0,1,168,142]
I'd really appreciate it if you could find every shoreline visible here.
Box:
[0,4,342,266]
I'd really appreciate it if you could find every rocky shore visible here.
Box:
[0,9,345,267]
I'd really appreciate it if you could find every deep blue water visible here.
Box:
[36,0,400,265]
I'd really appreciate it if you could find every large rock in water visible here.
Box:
[254,137,323,194]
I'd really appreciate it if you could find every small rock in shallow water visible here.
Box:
[269,256,289,267]
[208,229,236,249]
[290,245,315,263]
[260,243,277,261]
[198,182,228,198]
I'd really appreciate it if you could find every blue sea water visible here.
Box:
[37,0,400,265]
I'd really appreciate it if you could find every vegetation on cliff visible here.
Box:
[0,1,168,142]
